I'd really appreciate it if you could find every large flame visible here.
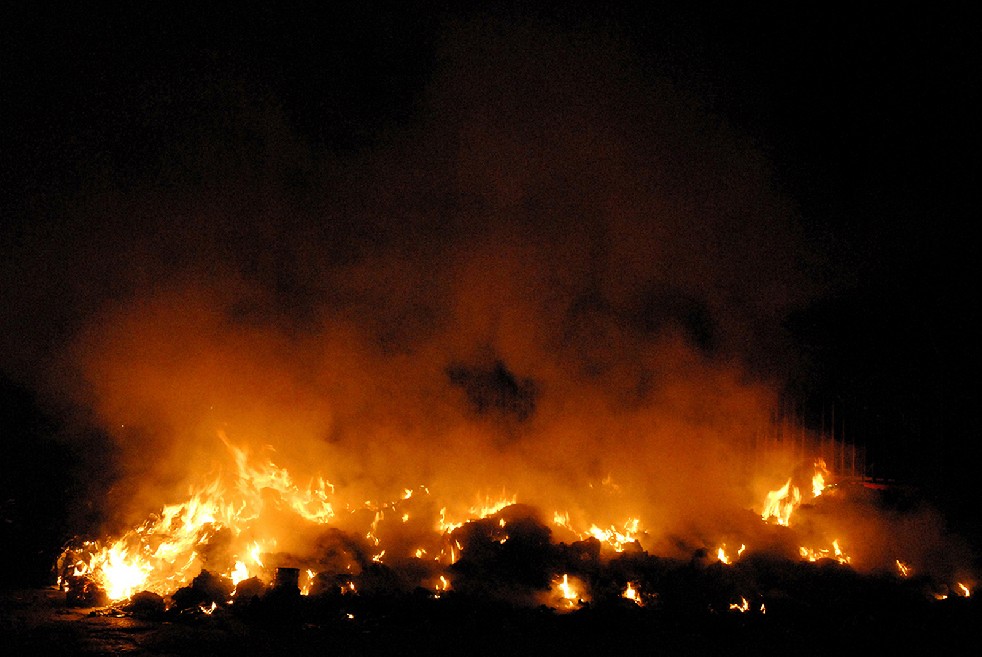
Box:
[60,433,973,609]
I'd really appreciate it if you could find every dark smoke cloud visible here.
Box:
[2,15,818,546]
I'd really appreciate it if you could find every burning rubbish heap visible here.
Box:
[55,437,977,647]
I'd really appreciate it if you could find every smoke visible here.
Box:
[5,17,825,551]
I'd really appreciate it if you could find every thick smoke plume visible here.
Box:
[10,16,963,583]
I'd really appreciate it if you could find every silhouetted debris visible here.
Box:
[122,590,166,619]
[24,504,982,655]
[62,574,108,607]
[232,576,266,603]
[171,569,233,611]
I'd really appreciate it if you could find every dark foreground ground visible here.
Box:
[2,584,979,657]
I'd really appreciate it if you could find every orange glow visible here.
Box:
[622,581,643,606]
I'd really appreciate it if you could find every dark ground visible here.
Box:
[3,559,980,657]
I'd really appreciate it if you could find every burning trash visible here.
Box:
[53,433,977,637]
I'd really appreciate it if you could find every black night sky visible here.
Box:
[2,2,979,590]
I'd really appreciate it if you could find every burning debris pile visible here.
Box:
[4,14,978,654]
[55,438,977,641]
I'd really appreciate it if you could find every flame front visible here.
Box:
[58,439,964,611]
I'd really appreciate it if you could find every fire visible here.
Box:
[549,573,588,611]
[57,439,975,615]
[587,518,641,552]
[799,539,850,565]
[934,583,971,601]
[716,543,745,565]
[761,479,801,526]
[469,494,518,519]
[812,458,829,497]
[230,561,249,586]
[59,435,334,602]
[761,460,830,526]
[438,507,463,535]
[436,494,517,537]
[93,546,153,602]
[300,569,316,596]
[622,581,643,606]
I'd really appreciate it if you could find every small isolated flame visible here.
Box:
[549,573,588,611]
[433,575,450,598]
[622,581,643,606]
[729,597,749,612]
[716,543,745,565]
[896,560,912,578]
